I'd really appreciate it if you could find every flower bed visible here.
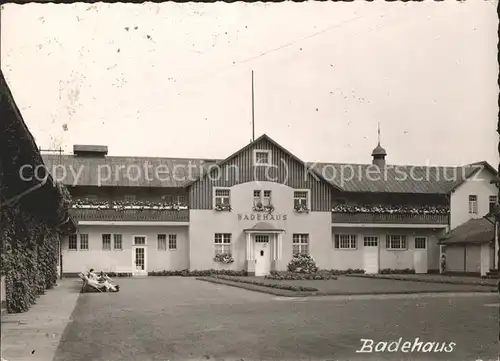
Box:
[331,204,449,215]
[148,269,247,277]
[379,268,416,274]
[265,268,364,280]
[213,275,318,292]
[265,271,336,280]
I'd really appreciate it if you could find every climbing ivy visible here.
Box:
[1,204,60,313]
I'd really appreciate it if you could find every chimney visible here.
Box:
[73,145,108,157]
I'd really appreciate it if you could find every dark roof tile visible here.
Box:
[439,218,494,245]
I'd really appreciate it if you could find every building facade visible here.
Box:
[42,134,498,277]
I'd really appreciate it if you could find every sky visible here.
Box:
[1,1,499,167]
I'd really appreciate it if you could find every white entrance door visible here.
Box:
[413,237,428,274]
[254,235,271,276]
[363,236,379,274]
[133,236,147,276]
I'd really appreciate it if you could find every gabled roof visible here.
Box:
[42,154,215,188]
[439,218,494,245]
[307,161,496,194]
[182,134,343,191]
[42,134,496,195]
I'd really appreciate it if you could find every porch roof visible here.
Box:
[439,218,494,245]
[244,222,285,233]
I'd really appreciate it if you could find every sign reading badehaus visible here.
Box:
[238,213,288,221]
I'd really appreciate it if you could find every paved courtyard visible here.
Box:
[51,277,499,361]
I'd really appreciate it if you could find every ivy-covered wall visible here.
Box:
[0,203,61,313]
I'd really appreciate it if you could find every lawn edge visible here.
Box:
[196,276,497,296]
[196,277,313,297]
[345,273,498,287]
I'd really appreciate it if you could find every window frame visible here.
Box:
[489,195,497,214]
[133,235,147,246]
[102,234,112,251]
[292,233,309,255]
[112,234,123,250]
[253,149,272,166]
[414,236,427,250]
[79,234,89,250]
[468,195,478,214]
[385,235,408,250]
[68,234,78,250]
[213,187,231,207]
[168,234,177,250]
[253,190,262,206]
[157,234,167,251]
[334,234,357,250]
[363,236,378,247]
[293,190,310,209]
[263,190,272,206]
[214,233,232,256]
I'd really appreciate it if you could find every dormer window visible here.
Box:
[253,149,271,166]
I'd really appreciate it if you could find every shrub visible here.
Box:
[379,268,415,274]
[287,254,318,274]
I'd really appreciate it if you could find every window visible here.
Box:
[163,195,173,203]
[68,234,77,250]
[214,233,231,255]
[414,237,426,249]
[134,236,146,245]
[86,194,98,201]
[363,236,378,247]
[253,150,271,165]
[294,191,308,207]
[253,190,261,206]
[124,195,136,202]
[468,195,478,214]
[255,235,269,243]
[157,234,167,251]
[386,235,407,250]
[102,234,111,250]
[263,190,272,206]
[215,189,230,205]
[489,195,497,214]
[168,234,177,250]
[292,234,309,255]
[177,195,186,205]
[334,234,357,249]
[80,234,89,250]
[113,234,123,250]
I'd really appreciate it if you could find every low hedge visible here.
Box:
[148,269,247,277]
[106,272,133,278]
[265,270,337,280]
[213,275,318,292]
[379,268,416,274]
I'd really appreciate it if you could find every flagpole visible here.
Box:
[251,70,255,142]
